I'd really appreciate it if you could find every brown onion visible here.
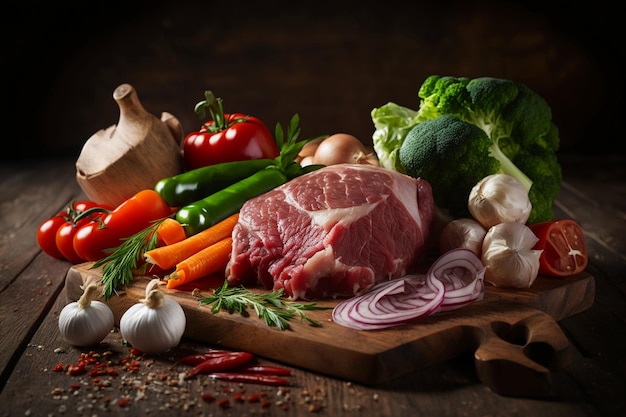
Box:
[312,133,379,166]
[296,137,325,163]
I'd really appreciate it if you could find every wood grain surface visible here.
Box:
[65,262,595,396]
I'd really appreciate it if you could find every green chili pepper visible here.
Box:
[155,159,274,207]
[176,167,289,236]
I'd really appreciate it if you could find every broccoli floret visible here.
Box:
[417,75,472,119]
[371,75,561,223]
[399,115,499,217]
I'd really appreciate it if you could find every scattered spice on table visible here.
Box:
[46,342,327,412]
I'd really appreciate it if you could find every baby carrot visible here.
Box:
[166,237,233,289]
[145,213,238,270]
[157,218,187,246]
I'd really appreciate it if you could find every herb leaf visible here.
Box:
[199,281,331,330]
[93,219,166,299]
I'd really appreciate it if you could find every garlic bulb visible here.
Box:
[439,218,487,257]
[120,279,186,354]
[468,174,532,229]
[59,277,114,347]
[481,222,543,288]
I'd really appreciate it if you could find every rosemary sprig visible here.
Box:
[93,219,166,300]
[199,280,331,330]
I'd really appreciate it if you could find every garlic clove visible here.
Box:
[468,174,532,229]
[119,279,186,354]
[439,218,487,257]
[58,281,114,347]
[481,221,542,288]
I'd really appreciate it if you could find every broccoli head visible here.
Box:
[371,74,562,223]
[399,114,499,217]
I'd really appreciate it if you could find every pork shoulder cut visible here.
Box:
[226,164,436,300]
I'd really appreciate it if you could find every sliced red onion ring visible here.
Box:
[332,248,486,330]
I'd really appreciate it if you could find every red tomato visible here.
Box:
[183,92,279,170]
[183,112,279,170]
[529,219,588,277]
[56,223,86,263]
[37,214,67,260]
[37,201,112,262]
[73,190,172,262]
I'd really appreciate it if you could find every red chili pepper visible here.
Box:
[175,349,234,366]
[184,352,253,379]
[233,365,292,376]
[208,373,290,386]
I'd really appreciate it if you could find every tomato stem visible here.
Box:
[194,90,226,131]
[65,202,111,227]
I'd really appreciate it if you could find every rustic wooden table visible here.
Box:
[1,155,624,417]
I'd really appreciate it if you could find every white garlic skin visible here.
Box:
[58,301,114,347]
[439,218,487,257]
[120,292,186,354]
[468,174,532,229]
[481,221,543,288]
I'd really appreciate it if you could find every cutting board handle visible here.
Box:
[474,309,573,398]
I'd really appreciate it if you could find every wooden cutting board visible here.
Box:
[64,263,594,398]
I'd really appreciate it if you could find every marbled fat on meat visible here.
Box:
[226,164,436,300]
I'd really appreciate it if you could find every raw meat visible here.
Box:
[226,164,436,300]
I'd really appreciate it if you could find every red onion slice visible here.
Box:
[332,248,485,330]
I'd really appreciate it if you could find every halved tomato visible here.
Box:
[529,219,588,277]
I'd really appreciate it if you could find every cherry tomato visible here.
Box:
[529,219,588,277]
[182,91,279,170]
[56,223,86,263]
[73,190,172,262]
[37,201,112,262]
[37,213,67,260]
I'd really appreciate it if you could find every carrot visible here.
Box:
[157,218,187,246]
[166,237,233,289]
[145,213,239,270]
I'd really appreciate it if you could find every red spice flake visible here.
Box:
[217,398,231,409]
[247,392,262,403]
[261,399,272,408]
[67,364,86,376]
[201,393,216,403]
[51,388,64,396]
[308,403,323,413]
[52,362,64,372]
[69,383,81,391]
[233,390,245,403]
[89,368,106,377]
[117,397,131,407]
[159,373,169,381]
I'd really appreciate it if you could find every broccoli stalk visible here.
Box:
[487,136,533,191]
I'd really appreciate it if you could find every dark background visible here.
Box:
[3,0,621,161]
